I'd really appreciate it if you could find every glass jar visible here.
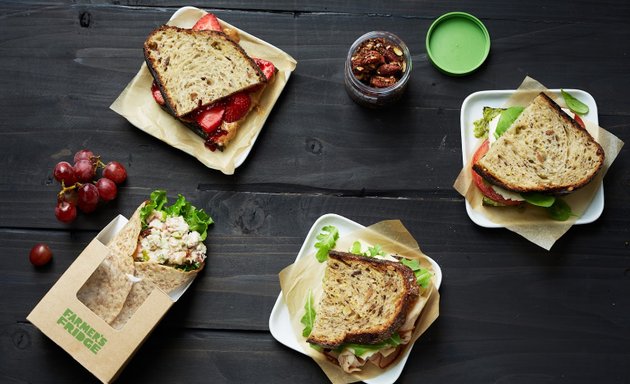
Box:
[344,31,412,108]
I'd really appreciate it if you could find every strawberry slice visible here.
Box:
[196,105,225,134]
[223,93,251,122]
[253,58,276,81]
[151,81,165,105]
[192,13,222,32]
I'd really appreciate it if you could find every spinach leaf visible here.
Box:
[521,192,556,208]
[494,106,524,138]
[561,89,589,115]
[547,198,573,221]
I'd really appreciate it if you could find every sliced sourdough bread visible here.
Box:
[144,26,266,117]
[473,92,604,194]
[306,251,419,349]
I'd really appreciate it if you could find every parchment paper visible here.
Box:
[110,7,297,175]
[454,77,624,249]
[279,220,440,383]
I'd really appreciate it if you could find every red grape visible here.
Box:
[102,161,127,184]
[55,201,77,223]
[96,178,117,201]
[53,161,77,185]
[74,159,95,182]
[29,243,53,267]
[73,149,94,163]
[77,183,99,213]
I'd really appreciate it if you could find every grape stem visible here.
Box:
[94,157,107,169]
[57,180,83,199]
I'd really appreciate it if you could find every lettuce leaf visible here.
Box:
[350,241,363,255]
[342,333,402,358]
[366,244,386,257]
[314,225,339,262]
[301,290,316,337]
[400,258,433,288]
[348,241,385,258]
[140,189,167,225]
[140,190,213,240]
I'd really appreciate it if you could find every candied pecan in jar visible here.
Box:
[345,31,412,108]
[351,37,407,88]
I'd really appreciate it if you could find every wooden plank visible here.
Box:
[2,4,630,112]
[4,318,629,383]
[3,322,326,383]
[5,1,630,23]
[5,193,630,328]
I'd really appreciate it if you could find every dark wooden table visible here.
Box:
[2,1,629,383]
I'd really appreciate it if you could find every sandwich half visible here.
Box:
[306,250,421,372]
[473,92,605,195]
[144,19,275,151]
[144,26,266,118]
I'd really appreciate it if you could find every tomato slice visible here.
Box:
[573,114,586,129]
[471,140,523,206]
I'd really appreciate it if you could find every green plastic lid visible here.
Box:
[426,12,490,76]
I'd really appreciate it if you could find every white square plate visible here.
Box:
[269,213,442,384]
[460,89,604,228]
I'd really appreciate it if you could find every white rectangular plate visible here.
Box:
[269,213,442,384]
[460,89,604,228]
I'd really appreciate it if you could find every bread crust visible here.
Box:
[306,251,419,349]
[472,92,605,194]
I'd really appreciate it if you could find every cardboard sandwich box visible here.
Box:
[28,214,197,383]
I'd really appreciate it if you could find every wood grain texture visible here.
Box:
[1,0,630,383]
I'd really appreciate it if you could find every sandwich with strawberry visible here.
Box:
[144,13,277,151]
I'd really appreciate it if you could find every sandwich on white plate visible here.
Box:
[144,13,277,151]
[302,246,433,374]
[470,91,605,220]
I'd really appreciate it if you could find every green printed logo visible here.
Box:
[57,308,107,354]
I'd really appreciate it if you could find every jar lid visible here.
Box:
[426,12,490,76]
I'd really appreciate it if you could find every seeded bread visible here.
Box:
[473,93,605,194]
[306,251,419,349]
[144,26,266,117]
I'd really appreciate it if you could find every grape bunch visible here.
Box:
[53,149,127,223]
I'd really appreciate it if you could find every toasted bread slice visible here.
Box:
[307,251,419,349]
[473,93,604,194]
[144,26,266,117]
